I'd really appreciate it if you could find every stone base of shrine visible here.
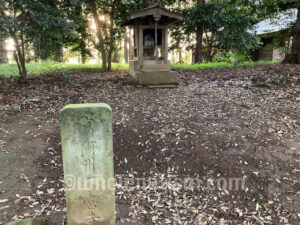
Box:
[135,71,179,85]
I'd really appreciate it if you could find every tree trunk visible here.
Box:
[206,55,213,62]
[80,39,88,64]
[0,33,8,64]
[10,30,27,82]
[81,48,87,64]
[194,0,205,64]
[0,6,8,64]
[178,46,183,64]
[39,38,50,61]
[113,49,119,63]
[54,44,63,62]
[284,2,300,64]
[207,45,213,62]
[90,1,107,71]
[107,0,117,71]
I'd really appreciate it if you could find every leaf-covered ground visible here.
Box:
[0,64,299,224]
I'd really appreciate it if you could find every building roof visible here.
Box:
[122,5,183,26]
[253,8,298,35]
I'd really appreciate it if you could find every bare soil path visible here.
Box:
[0,64,299,224]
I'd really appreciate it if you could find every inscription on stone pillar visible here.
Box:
[60,104,115,225]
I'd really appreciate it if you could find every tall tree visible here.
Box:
[0,32,7,63]
[31,0,75,62]
[195,0,205,63]
[0,0,28,81]
[169,22,186,63]
[0,0,75,81]
[85,0,140,71]
[65,1,92,64]
[87,0,121,71]
[89,1,108,70]
[107,0,118,71]
[173,0,259,62]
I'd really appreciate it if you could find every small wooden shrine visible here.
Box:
[122,0,183,85]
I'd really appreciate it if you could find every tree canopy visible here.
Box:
[0,0,299,80]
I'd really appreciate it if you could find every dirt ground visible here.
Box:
[0,64,299,225]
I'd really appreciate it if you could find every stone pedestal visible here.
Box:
[137,71,179,85]
[60,104,115,225]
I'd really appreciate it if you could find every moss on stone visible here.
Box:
[6,218,43,225]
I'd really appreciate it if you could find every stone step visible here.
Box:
[141,64,171,72]
[148,85,178,88]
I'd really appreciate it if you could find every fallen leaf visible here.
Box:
[0,199,8,203]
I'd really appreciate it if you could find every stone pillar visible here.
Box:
[138,24,144,67]
[60,104,115,225]
[164,27,169,64]
[124,29,129,63]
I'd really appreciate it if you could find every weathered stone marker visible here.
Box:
[60,104,115,225]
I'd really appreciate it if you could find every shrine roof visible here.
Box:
[253,8,297,35]
[122,5,183,26]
